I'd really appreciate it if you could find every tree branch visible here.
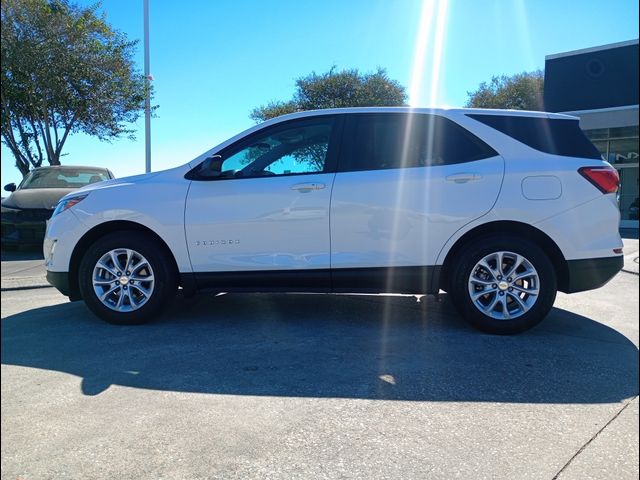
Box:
[42,113,56,164]
[54,113,77,159]
[14,117,36,167]
[1,129,33,176]
[28,117,44,166]
[51,109,59,150]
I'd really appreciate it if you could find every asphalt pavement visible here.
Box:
[1,241,638,479]
[1,248,46,290]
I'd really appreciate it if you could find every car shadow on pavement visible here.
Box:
[2,292,638,403]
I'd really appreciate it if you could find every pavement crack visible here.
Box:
[551,396,638,480]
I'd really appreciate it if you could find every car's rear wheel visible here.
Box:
[450,235,557,334]
[78,231,177,324]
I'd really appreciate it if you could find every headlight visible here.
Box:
[51,194,88,218]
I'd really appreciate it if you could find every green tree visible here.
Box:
[1,0,150,176]
[465,70,544,111]
[250,67,407,123]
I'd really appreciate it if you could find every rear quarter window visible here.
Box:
[467,114,602,159]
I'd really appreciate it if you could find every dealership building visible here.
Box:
[544,39,639,229]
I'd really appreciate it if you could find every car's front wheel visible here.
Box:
[450,235,557,334]
[78,231,177,324]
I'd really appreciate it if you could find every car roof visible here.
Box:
[192,106,579,168]
[261,106,577,125]
[30,165,110,171]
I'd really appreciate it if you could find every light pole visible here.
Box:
[143,0,151,173]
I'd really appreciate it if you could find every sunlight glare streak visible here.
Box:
[378,0,450,388]
[408,0,436,106]
[408,0,449,107]
[514,0,535,71]
[428,0,449,107]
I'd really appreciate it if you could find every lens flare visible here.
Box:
[408,0,436,106]
[408,0,450,107]
[514,0,535,72]
[378,0,450,388]
[429,0,449,107]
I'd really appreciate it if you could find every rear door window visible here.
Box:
[339,113,498,172]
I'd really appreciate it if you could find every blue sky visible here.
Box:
[2,0,639,186]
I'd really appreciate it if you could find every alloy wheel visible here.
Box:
[467,251,540,320]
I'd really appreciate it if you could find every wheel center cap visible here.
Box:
[498,281,509,291]
[119,276,129,286]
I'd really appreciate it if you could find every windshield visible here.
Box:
[19,169,110,190]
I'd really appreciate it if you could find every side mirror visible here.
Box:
[199,155,223,178]
[4,183,16,192]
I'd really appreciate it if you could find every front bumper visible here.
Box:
[1,208,52,246]
[564,256,624,293]
[46,270,81,300]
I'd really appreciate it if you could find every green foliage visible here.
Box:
[250,67,407,123]
[465,70,544,111]
[1,0,150,176]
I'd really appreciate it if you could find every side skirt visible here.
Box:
[180,266,441,295]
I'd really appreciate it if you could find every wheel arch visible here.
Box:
[439,220,569,293]
[67,220,180,300]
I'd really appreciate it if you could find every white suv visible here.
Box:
[44,107,623,334]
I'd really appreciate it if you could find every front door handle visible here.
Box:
[291,182,326,192]
[446,173,482,184]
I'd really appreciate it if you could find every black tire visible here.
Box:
[78,231,177,325]
[449,234,557,335]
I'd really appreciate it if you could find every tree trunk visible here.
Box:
[16,159,30,177]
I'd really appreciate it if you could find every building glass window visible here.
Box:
[585,128,609,140]
[608,138,639,165]
[585,127,639,225]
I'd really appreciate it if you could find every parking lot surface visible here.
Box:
[1,251,638,479]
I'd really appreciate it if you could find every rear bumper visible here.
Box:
[563,256,623,293]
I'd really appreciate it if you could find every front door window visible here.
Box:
[220,121,333,178]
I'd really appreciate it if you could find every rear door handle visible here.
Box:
[446,173,482,183]
[291,182,326,192]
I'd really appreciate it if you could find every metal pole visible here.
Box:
[143,0,151,173]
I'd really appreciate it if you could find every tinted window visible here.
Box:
[467,114,602,159]
[219,119,334,178]
[340,113,497,172]
[20,169,109,189]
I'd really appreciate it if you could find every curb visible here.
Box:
[1,276,52,292]
[1,284,53,292]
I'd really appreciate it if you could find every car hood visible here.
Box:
[1,188,77,210]
[73,171,161,195]
[65,164,192,199]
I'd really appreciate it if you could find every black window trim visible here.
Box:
[186,114,345,181]
[336,112,499,173]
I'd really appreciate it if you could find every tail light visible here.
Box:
[578,166,619,194]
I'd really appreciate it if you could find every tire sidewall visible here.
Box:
[79,231,176,324]
[451,235,557,335]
